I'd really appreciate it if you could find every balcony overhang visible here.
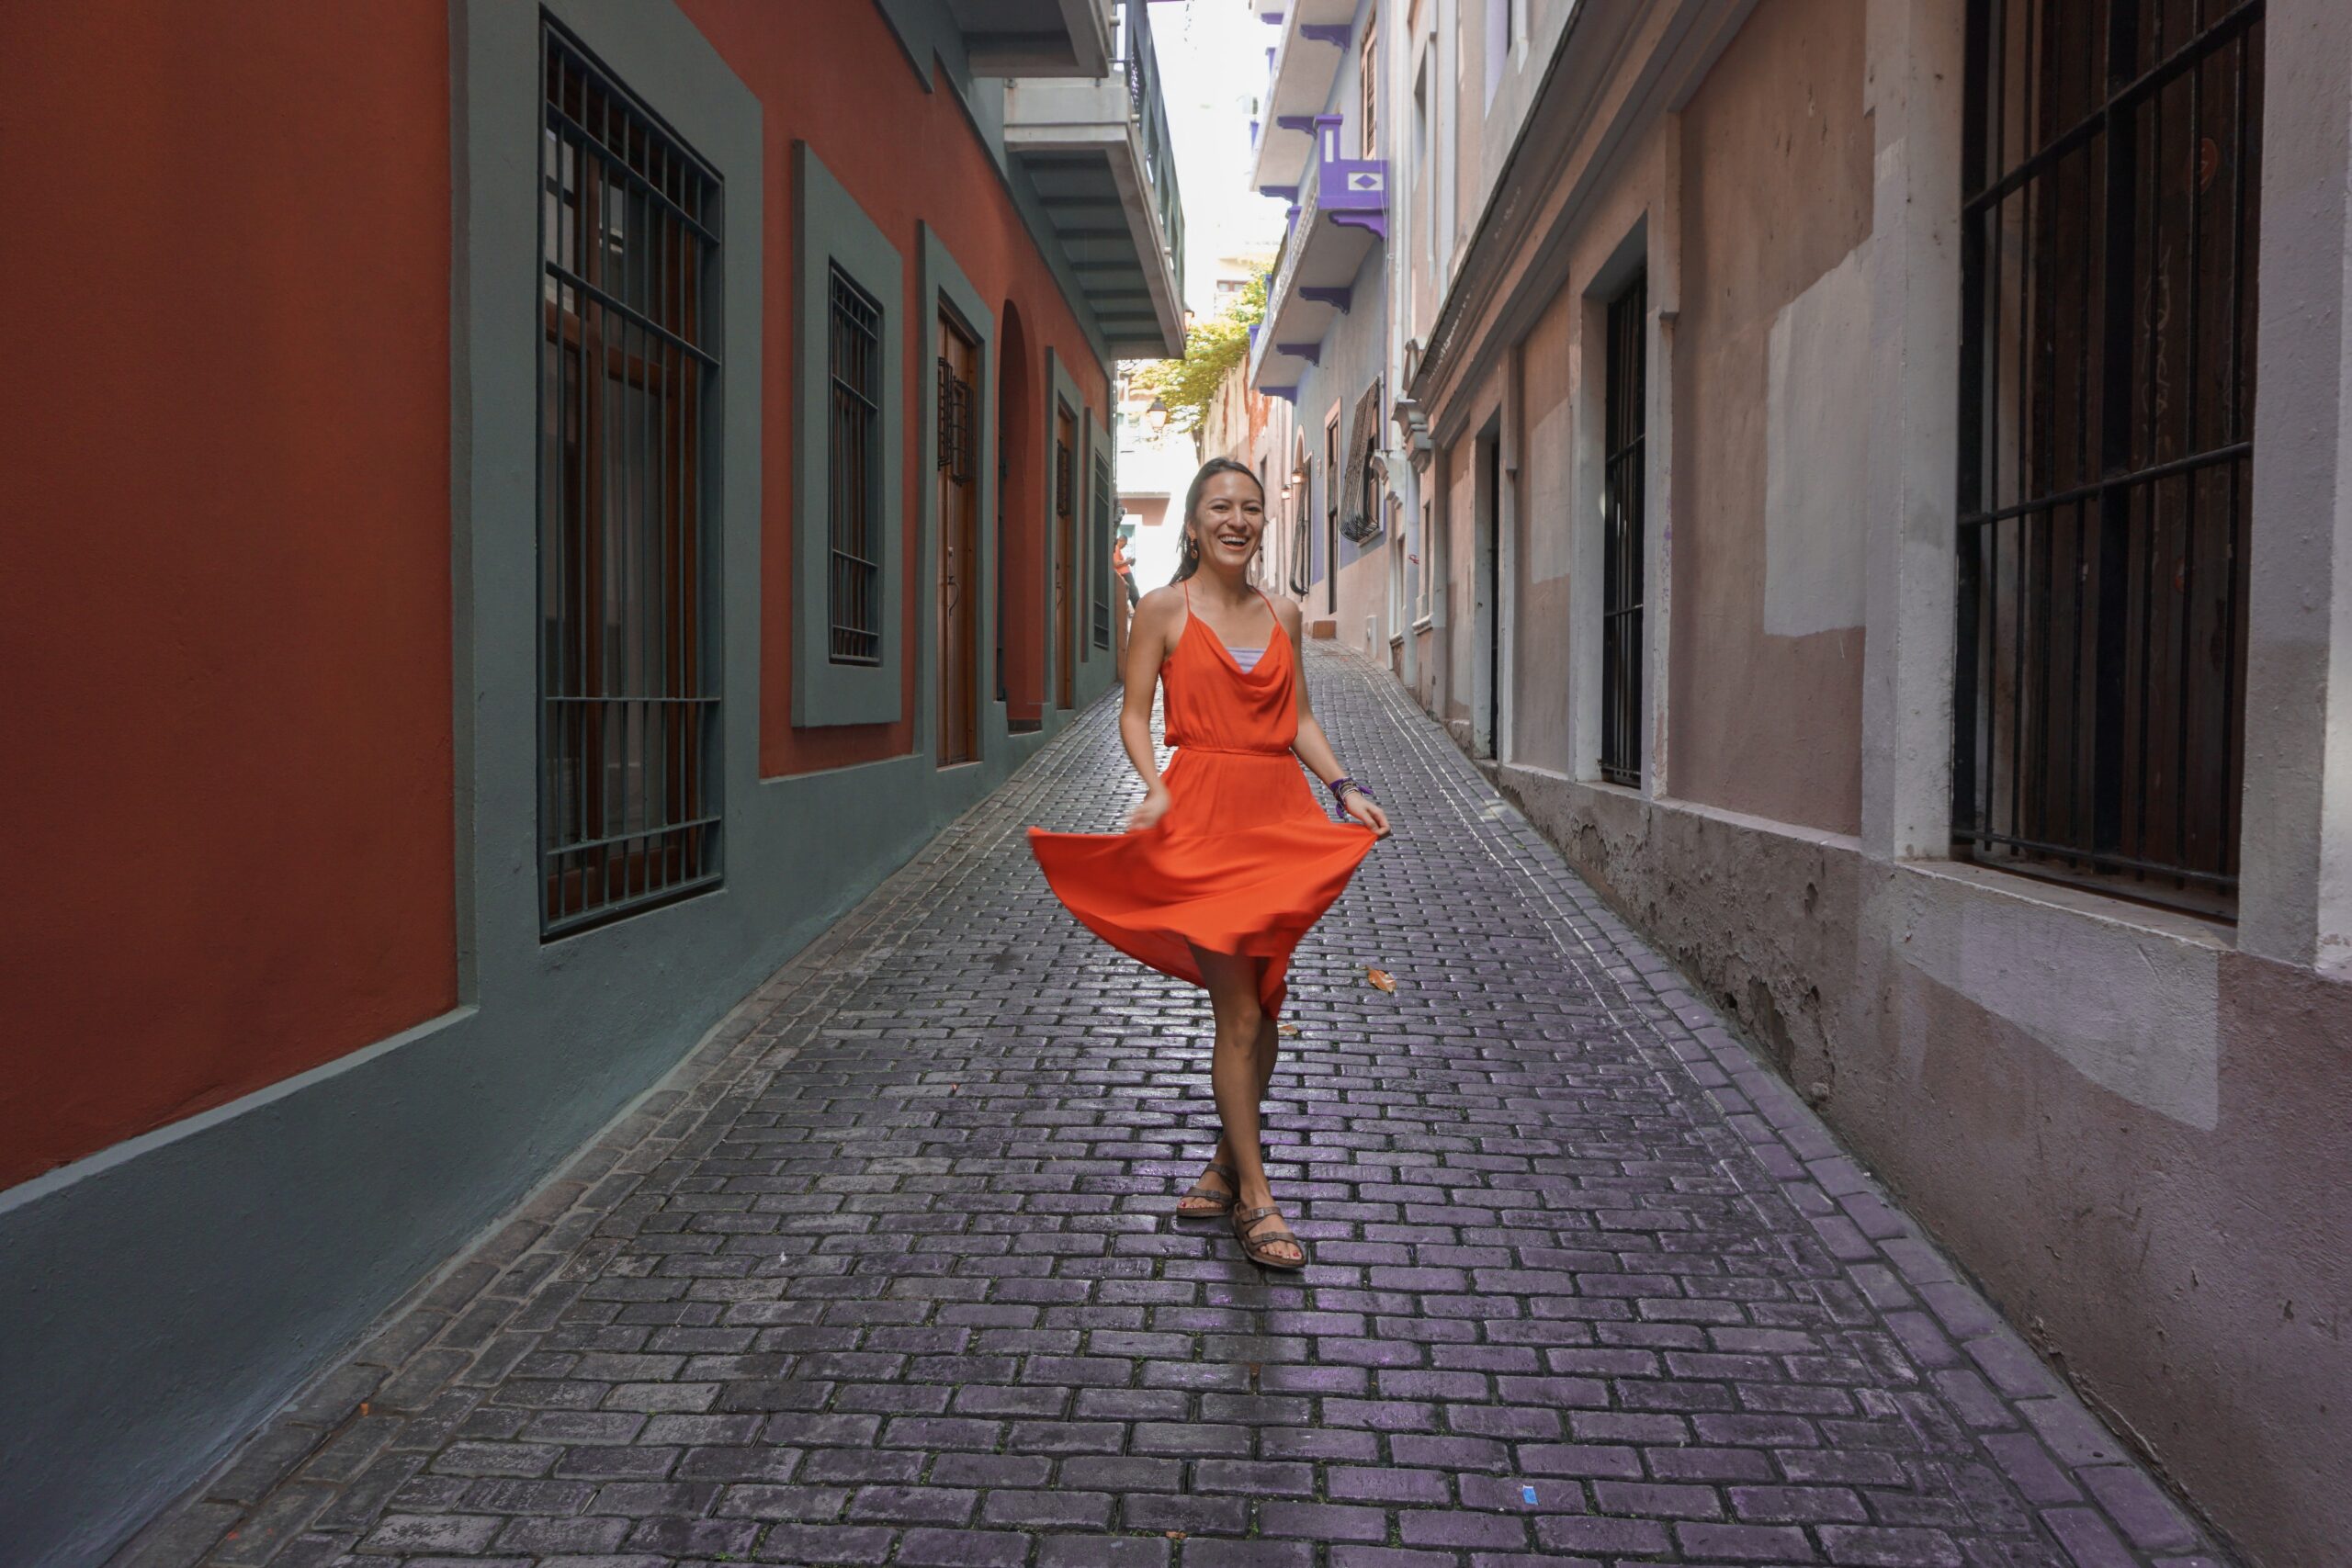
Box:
[1248,0,1355,194]
[1005,78,1186,358]
[952,0,1113,77]
[1250,129,1386,394]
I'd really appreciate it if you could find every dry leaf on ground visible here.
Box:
[1366,966,1397,992]
[1277,1021,1302,1037]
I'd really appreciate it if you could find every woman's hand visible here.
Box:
[1342,788,1392,840]
[1125,783,1173,833]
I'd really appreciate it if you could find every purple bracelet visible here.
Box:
[1328,775,1374,813]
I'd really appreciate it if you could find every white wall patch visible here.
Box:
[1765,240,1873,637]
[1896,871,2222,1131]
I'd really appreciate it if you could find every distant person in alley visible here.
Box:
[1112,534,1138,606]
[1110,534,1139,677]
[1027,457,1392,1270]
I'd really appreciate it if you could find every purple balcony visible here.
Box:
[1249,117,1388,395]
[1317,157,1387,243]
[1247,0,1354,194]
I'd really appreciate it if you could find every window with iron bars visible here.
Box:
[537,21,723,937]
[1340,379,1385,546]
[1954,0,2262,918]
[1416,498,1433,620]
[936,356,975,484]
[1289,474,1312,599]
[1324,413,1340,611]
[1600,272,1647,788]
[829,265,885,665]
[1092,450,1114,649]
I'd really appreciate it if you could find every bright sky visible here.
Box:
[1150,0,1288,313]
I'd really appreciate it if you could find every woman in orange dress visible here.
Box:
[1027,458,1392,1269]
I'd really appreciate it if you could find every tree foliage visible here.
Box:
[1131,272,1268,435]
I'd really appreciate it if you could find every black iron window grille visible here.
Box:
[1600,272,1647,788]
[937,357,974,483]
[829,265,885,665]
[1955,0,2262,916]
[1417,498,1433,619]
[1055,439,1074,522]
[1092,450,1114,649]
[1289,475,1312,598]
[537,21,723,938]
[1325,416,1340,611]
[1340,380,1386,545]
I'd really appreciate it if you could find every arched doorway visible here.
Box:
[996,301,1041,731]
[937,306,981,765]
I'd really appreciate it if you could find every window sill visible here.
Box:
[1944,840,2235,923]
[1899,856,2236,951]
[1587,774,1646,798]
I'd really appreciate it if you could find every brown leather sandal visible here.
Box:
[1232,1204,1307,1270]
[1175,1161,1239,1220]
[1176,1142,1275,1220]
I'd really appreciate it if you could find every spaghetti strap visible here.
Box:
[1252,587,1284,660]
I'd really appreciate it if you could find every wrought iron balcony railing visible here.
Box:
[1114,0,1184,304]
[1001,0,1186,355]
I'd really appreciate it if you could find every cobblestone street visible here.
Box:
[119,646,2232,1568]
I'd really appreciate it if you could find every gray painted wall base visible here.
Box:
[0,727,1125,1567]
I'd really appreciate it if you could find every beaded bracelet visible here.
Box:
[1327,774,1374,813]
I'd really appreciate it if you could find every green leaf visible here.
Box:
[1129,271,1269,435]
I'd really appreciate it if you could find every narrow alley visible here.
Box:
[10,4,2348,1562]
[117,649,2225,1568]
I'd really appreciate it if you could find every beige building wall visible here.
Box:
[1513,282,1576,777]
[1396,2,2352,1563]
[1670,0,1871,833]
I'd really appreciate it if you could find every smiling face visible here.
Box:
[1187,468,1267,574]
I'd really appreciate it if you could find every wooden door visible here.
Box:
[936,315,979,764]
[1054,403,1077,708]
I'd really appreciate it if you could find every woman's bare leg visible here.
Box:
[1175,969,1280,1216]
[1187,947,1300,1263]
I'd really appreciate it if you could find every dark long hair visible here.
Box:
[1171,457,1269,583]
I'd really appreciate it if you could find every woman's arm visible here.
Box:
[1281,601,1393,838]
[1120,588,1180,830]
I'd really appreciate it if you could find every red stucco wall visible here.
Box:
[677,0,1105,766]
[0,4,458,1187]
[677,0,1111,770]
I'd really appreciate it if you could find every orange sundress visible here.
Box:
[1026,585,1377,1019]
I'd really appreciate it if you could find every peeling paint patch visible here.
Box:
[1765,239,1872,637]
[1894,872,2221,1130]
